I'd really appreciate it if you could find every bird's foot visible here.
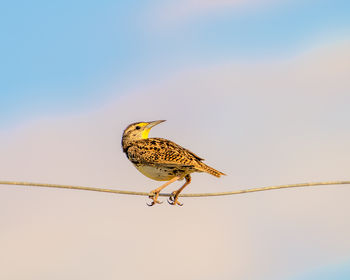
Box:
[167,191,183,206]
[147,190,163,206]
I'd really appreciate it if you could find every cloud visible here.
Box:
[148,0,288,27]
[0,41,350,280]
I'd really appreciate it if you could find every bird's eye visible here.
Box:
[135,126,141,130]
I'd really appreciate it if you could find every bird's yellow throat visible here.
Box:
[141,128,151,139]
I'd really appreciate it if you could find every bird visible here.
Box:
[121,120,225,206]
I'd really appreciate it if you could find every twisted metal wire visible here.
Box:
[1,180,349,197]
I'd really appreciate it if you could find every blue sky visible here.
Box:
[1,0,349,126]
[290,260,350,280]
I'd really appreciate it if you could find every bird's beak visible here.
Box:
[146,120,166,129]
[142,120,165,139]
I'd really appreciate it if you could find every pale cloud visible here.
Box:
[0,41,350,280]
[149,0,288,27]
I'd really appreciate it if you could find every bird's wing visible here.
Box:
[126,138,203,167]
[153,138,204,161]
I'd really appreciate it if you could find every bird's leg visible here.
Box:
[147,176,180,206]
[168,175,191,206]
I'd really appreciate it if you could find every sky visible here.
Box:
[1,0,349,125]
[1,1,350,280]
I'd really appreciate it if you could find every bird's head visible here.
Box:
[122,120,165,149]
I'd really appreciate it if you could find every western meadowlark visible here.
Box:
[122,120,225,206]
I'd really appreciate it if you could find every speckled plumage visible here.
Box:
[121,120,225,206]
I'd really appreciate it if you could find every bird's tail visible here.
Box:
[199,163,226,177]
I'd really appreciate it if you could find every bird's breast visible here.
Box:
[134,164,184,181]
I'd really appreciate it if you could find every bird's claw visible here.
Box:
[167,192,183,206]
[147,191,163,206]
[146,199,163,206]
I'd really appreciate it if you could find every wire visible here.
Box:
[0,180,349,197]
